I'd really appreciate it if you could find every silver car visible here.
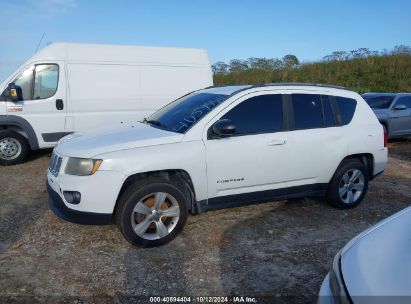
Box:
[318,207,411,303]
[362,93,411,138]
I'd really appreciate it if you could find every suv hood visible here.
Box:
[340,207,411,296]
[56,122,184,158]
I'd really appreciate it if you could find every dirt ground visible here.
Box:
[1,139,411,303]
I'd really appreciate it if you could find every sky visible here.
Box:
[1,0,410,82]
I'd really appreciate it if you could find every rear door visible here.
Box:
[390,96,411,136]
[4,62,67,147]
[286,93,349,190]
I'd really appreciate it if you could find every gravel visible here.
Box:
[1,140,411,303]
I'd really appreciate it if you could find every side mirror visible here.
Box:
[393,104,407,111]
[6,83,22,102]
[212,119,236,137]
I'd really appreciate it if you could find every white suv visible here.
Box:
[46,84,388,247]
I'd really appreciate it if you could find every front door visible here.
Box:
[5,62,67,147]
[204,93,289,205]
[390,96,411,136]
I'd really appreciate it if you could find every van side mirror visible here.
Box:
[212,119,236,137]
[393,104,407,111]
[6,83,22,102]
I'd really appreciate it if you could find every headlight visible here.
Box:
[65,158,102,176]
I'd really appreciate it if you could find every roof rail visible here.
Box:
[256,82,353,91]
[205,83,355,93]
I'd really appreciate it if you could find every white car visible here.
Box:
[0,42,212,164]
[46,84,388,247]
[319,206,411,303]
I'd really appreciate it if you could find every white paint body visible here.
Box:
[0,42,213,148]
[48,85,387,215]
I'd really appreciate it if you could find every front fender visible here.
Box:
[96,141,208,201]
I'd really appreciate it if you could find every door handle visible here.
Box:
[267,139,286,146]
[56,99,64,110]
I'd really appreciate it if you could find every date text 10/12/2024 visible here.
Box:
[149,296,258,303]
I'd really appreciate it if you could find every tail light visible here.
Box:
[383,125,388,148]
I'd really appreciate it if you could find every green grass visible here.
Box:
[212,46,411,93]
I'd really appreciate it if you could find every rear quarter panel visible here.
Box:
[346,94,387,174]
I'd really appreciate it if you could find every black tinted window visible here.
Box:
[335,97,357,125]
[148,92,228,133]
[396,96,411,109]
[322,96,336,127]
[221,94,282,135]
[292,94,323,129]
[363,95,395,109]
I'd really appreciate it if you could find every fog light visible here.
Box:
[63,191,81,205]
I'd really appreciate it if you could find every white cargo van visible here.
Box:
[0,42,213,164]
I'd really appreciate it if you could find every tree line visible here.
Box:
[212,45,411,93]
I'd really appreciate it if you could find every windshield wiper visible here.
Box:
[146,120,166,129]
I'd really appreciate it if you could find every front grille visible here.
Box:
[49,152,62,177]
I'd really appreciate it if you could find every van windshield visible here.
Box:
[145,92,229,133]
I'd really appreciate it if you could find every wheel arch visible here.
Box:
[0,115,39,150]
[333,153,374,182]
[113,169,197,220]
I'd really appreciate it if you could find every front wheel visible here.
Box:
[116,178,188,247]
[0,130,30,165]
[326,159,369,209]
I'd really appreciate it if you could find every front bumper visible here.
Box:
[47,179,112,225]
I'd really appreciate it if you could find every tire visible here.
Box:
[115,177,189,247]
[0,130,30,165]
[326,159,369,209]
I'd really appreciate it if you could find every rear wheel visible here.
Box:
[326,159,369,209]
[116,177,188,247]
[0,130,29,165]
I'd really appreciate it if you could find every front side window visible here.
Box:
[395,96,411,109]
[1,64,59,101]
[33,64,59,99]
[363,95,395,109]
[292,94,323,129]
[12,66,34,101]
[220,94,283,135]
[147,92,229,133]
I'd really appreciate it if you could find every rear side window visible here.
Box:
[322,96,336,127]
[221,94,283,135]
[292,94,323,129]
[335,97,357,125]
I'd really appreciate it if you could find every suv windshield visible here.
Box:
[363,95,395,109]
[146,92,229,133]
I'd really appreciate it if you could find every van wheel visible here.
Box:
[326,159,369,209]
[0,131,30,165]
[116,177,188,247]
